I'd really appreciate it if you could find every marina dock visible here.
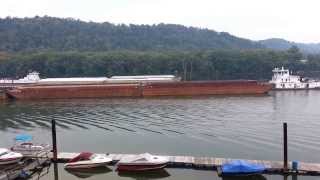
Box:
[46,121,320,177]
[56,152,320,176]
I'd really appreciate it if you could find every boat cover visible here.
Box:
[221,160,265,175]
[119,153,153,163]
[118,153,169,164]
[15,134,33,142]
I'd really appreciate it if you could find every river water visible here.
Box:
[0,91,319,180]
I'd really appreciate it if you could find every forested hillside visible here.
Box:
[260,38,320,54]
[1,16,320,80]
[0,16,263,52]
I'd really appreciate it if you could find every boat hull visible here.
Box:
[116,163,168,171]
[6,80,272,100]
[11,144,51,156]
[7,84,142,99]
[0,157,22,165]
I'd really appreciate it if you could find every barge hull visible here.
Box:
[7,84,142,99]
[6,81,272,100]
[143,81,272,96]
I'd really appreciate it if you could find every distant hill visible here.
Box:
[260,38,320,54]
[0,16,263,52]
[1,16,320,54]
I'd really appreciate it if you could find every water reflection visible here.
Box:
[118,169,171,180]
[51,162,170,180]
[53,162,59,180]
[66,167,112,178]
[222,174,267,180]
[47,164,302,180]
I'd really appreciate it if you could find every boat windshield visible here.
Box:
[89,154,97,160]
[0,151,9,156]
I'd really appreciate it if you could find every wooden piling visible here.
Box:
[51,119,57,162]
[283,122,288,172]
[53,162,59,180]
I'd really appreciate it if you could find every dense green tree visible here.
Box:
[1,50,320,80]
[0,17,263,52]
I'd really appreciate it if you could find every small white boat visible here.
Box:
[116,153,169,171]
[11,143,51,156]
[64,152,112,169]
[11,134,51,156]
[0,148,23,165]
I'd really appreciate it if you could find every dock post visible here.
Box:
[53,162,59,180]
[283,122,288,172]
[52,119,57,162]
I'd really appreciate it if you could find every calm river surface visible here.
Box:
[0,91,320,180]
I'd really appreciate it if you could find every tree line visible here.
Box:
[1,47,319,81]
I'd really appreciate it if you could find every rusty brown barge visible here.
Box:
[5,80,272,100]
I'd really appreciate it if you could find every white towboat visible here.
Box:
[116,153,169,171]
[270,67,320,90]
[0,148,23,165]
[64,152,112,169]
[11,134,51,156]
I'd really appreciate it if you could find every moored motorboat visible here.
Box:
[11,134,51,156]
[0,148,23,165]
[116,153,169,171]
[64,152,112,169]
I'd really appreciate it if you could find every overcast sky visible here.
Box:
[1,0,319,43]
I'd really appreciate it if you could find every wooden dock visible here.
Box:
[47,120,320,176]
[56,152,320,176]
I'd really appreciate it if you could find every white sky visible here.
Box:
[1,0,319,43]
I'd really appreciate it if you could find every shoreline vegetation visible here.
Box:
[1,49,320,80]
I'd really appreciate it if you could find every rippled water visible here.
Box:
[0,91,320,180]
